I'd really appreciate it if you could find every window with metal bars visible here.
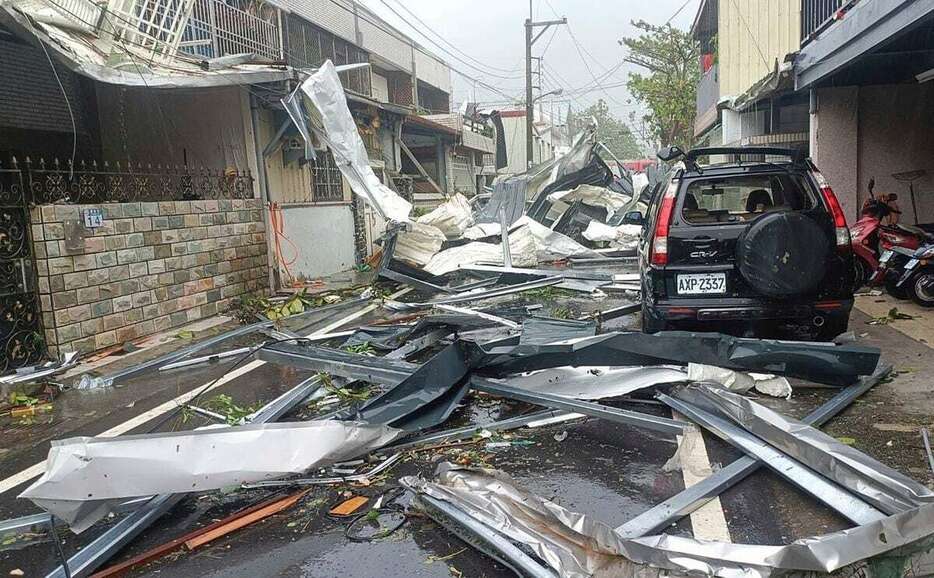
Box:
[285,14,371,96]
[310,150,344,202]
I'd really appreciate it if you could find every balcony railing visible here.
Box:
[801,0,854,44]
[179,0,281,61]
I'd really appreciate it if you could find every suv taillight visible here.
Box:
[814,171,850,252]
[650,181,678,266]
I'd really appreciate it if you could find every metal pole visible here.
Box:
[525,14,534,169]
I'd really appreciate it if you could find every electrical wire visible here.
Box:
[666,0,696,24]
[727,0,770,71]
[374,0,521,81]
[382,0,520,75]
[29,20,76,177]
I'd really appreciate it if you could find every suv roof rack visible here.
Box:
[684,147,807,169]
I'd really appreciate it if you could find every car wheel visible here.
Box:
[910,266,934,308]
[884,276,910,299]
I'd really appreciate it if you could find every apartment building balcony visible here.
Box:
[695,63,720,137]
[179,0,282,61]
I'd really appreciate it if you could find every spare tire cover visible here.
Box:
[736,212,830,298]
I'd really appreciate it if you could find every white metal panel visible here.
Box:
[280,0,355,43]
[278,204,357,278]
[414,47,451,93]
[358,16,412,71]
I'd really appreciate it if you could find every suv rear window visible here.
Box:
[681,173,816,225]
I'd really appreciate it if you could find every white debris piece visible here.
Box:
[393,223,446,266]
[299,62,412,224]
[687,363,792,398]
[462,222,501,239]
[498,365,687,400]
[632,172,649,195]
[20,420,400,531]
[423,230,537,276]
[547,185,631,215]
[582,221,642,250]
[512,216,602,261]
[416,194,473,239]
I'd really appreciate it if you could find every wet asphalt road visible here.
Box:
[1,297,932,577]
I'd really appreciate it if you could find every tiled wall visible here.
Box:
[31,199,268,354]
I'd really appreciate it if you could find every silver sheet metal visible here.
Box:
[471,378,685,436]
[675,383,934,515]
[0,352,79,385]
[42,367,335,578]
[616,363,893,538]
[383,277,563,312]
[458,265,613,281]
[660,393,886,525]
[414,493,558,578]
[406,463,934,578]
[493,366,686,401]
[21,421,400,531]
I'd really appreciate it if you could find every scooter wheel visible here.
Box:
[910,266,934,307]
[885,276,910,300]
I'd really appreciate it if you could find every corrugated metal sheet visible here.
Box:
[719,0,800,98]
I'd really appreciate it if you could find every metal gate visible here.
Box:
[0,160,45,371]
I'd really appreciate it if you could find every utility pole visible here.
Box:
[525,6,566,168]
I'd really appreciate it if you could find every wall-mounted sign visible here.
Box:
[83,208,104,229]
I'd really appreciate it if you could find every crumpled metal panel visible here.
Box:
[297,61,412,223]
[518,317,597,346]
[478,331,880,385]
[346,341,476,432]
[674,383,934,515]
[404,463,934,578]
[20,421,400,531]
[491,366,687,401]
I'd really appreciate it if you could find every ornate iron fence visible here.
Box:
[8,157,254,204]
[0,163,45,371]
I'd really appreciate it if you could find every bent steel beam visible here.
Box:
[615,363,892,537]
[658,394,887,526]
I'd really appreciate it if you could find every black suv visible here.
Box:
[635,146,854,340]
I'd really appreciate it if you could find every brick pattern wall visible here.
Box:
[30,199,268,354]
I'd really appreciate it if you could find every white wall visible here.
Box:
[278,205,357,279]
[371,73,389,102]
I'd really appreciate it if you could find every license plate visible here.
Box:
[677,273,726,295]
[906,259,919,271]
[879,251,893,264]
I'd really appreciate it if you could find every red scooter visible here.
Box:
[850,180,933,287]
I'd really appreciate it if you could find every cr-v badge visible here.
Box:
[690,250,718,259]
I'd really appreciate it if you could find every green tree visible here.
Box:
[579,99,642,160]
[621,20,699,150]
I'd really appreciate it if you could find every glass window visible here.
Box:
[681,173,815,224]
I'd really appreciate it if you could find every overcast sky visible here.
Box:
[359,0,697,131]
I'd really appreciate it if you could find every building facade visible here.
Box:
[0,0,462,359]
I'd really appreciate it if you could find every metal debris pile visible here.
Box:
[4,63,934,578]
[6,256,934,576]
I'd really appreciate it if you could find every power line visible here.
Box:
[373,0,522,80]
[382,0,520,75]
[666,0,695,24]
